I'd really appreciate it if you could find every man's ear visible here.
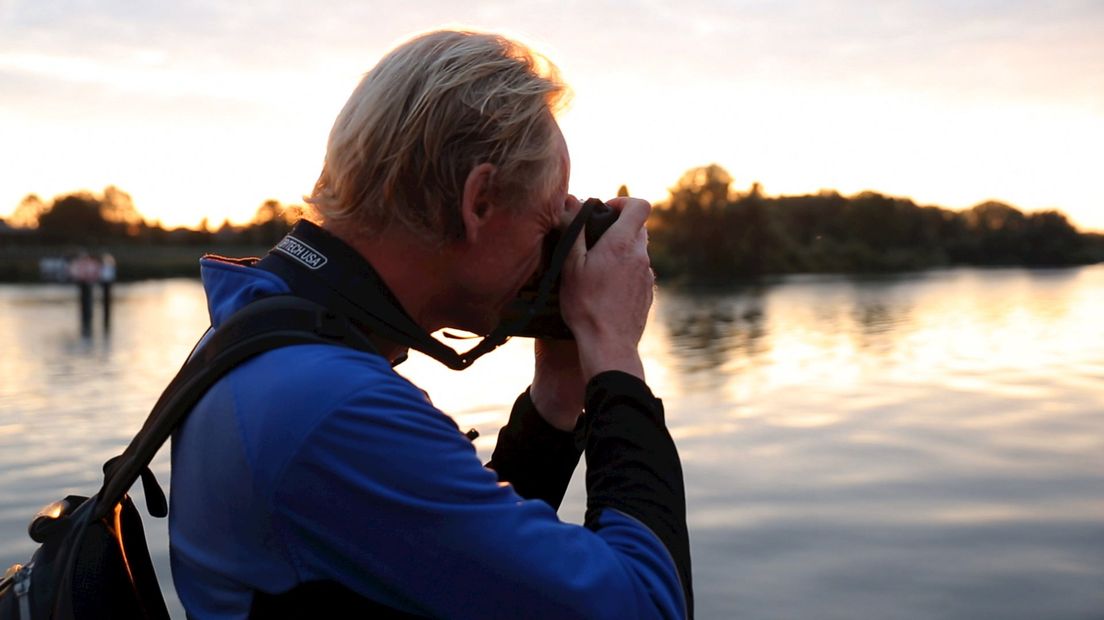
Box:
[460,163,497,245]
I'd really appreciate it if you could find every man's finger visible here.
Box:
[602,198,651,247]
[632,227,649,257]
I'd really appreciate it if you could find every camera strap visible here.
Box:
[255,202,596,370]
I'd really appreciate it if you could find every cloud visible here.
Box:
[2,0,1102,226]
[3,0,1101,106]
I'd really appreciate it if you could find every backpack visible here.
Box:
[0,295,379,619]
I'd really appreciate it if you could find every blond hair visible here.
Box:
[307,30,570,243]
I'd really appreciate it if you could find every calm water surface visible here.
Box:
[2,267,1102,619]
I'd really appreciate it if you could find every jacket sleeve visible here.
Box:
[583,371,693,617]
[271,371,690,619]
[485,388,583,510]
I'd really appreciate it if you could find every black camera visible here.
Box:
[507,198,620,339]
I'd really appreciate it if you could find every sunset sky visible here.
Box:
[2,1,1102,231]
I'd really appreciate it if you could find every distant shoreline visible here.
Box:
[0,245,271,283]
[2,244,1099,285]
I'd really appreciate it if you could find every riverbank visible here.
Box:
[0,245,270,282]
[3,242,1101,284]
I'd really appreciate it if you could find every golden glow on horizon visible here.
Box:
[3,16,1102,232]
[6,82,1100,232]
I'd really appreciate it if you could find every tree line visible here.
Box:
[3,174,1102,283]
[0,187,299,248]
[647,165,1104,281]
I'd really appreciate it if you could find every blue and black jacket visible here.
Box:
[169,233,693,619]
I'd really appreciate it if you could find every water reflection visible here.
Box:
[648,268,1104,617]
[659,286,767,380]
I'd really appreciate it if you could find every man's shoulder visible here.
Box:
[192,341,443,492]
[227,342,422,424]
[243,340,392,384]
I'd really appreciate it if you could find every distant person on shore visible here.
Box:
[68,251,101,335]
[67,251,100,285]
[99,252,115,330]
[98,253,115,284]
[169,30,691,618]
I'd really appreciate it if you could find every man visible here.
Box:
[170,30,692,619]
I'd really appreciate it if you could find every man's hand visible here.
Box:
[528,196,588,431]
[560,196,653,383]
[529,195,655,429]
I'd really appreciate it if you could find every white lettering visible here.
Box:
[275,236,329,269]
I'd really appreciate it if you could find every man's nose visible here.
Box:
[559,194,582,228]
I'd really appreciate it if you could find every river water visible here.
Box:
[1,267,1102,618]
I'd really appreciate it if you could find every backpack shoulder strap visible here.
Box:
[92,294,379,522]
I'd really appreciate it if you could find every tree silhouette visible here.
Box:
[9,194,46,228]
[651,165,794,279]
[248,199,302,244]
[102,186,143,226]
[36,192,114,242]
[648,164,1100,281]
[668,164,732,214]
[1021,210,1084,265]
